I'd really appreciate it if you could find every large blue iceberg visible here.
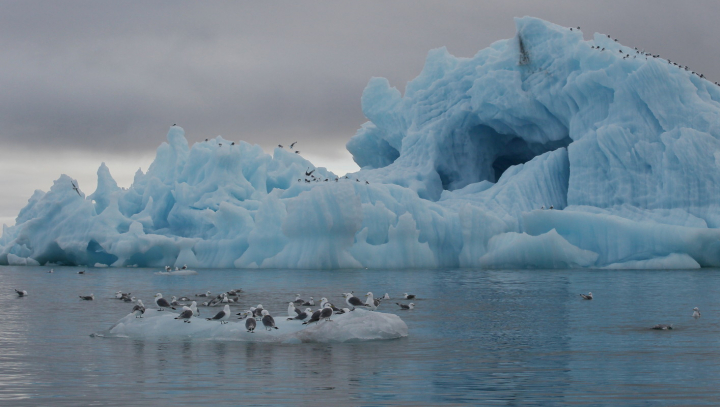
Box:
[3,17,720,269]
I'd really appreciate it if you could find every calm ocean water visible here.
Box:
[1,265,719,406]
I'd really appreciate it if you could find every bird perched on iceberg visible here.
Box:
[154,293,175,311]
[343,293,368,311]
[206,305,231,324]
[175,306,193,323]
[244,311,256,332]
[132,300,145,318]
[261,310,278,331]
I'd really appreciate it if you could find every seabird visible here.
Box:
[79,294,94,301]
[651,324,673,330]
[71,180,81,196]
[382,293,390,300]
[290,141,297,148]
[365,292,378,311]
[181,264,187,270]
[196,291,212,297]
[77,270,85,274]
[302,297,315,306]
[123,295,135,303]
[320,304,334,321]
[244,311,256,332]
[293,294,304,304]
[190,301,200,317]
[693,307,701,319]
[343,293,368,311]
[253,305,265,319]
[48,269,53,273]
[295,151,300,154]
[154,293,176,311]
[170,296,180,306]
[261,310,279,331]
[403,293,416,300]
[206,305,231,324]
[231,142,235,145]
[288,308,311,321]
[303,309,323,325]
[178,296,191,301]
[278,144,283,148]
[288,302,300,318]
[175,306,193,323]
[132,300,146,318]
[14,289,28,297]
[396,303,415,310]
[305,168,315,177]
[580,292,593,300]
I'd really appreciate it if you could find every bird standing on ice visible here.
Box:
[206,305,231,324]
[288,302,299,318]
[320,304,334,321]
[365,292,379,311]
[343,293,368,311]
[303,309,322,325]
[261,310,279,331]
[189,301,200,317]
[132,300,145,318]
[175,306,193,323]
[244,311,256,332]
[693,307,701,318]
[154,293,176,311]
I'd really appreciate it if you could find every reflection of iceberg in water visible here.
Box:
[101,308,408,343]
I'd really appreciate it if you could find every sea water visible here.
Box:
[1,266,719,406]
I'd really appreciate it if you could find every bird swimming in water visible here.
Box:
[196,291,212,297]
[651,324,673,330]
[403,293,416,300]
[580,292,593,300]
[396,303,415,310]
[261,310,279,331]
[293,294,304,304]
[302,297,315,306]
[175,306,193,323]
[79,294,94,301]
[14,289,28,297]
[693,307,701,319]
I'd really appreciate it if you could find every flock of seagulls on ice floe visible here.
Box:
[569,27,717,86]
[12,273,709,332]
[13,272,418,334]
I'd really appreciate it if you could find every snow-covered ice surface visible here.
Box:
[102,308,407,343]
[3,17,720,269]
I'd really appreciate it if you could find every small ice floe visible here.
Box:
[155,268,198,276]
[103,308,408,343]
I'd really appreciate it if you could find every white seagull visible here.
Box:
[175,306,193,323]
[206,305,231,324]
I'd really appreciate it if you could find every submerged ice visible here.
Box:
[3,17,720,269]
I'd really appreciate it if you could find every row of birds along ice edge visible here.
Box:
[4,17,720,269]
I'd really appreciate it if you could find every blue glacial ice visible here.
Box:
[3,16,720,269]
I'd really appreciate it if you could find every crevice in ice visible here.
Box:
[86,239,119,266]
[35,241,77,266]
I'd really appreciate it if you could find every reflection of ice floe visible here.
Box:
[102,308,407,343]
[154,269,198,276]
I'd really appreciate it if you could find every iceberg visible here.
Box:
[101,308,408,343]
[3,17,720,269]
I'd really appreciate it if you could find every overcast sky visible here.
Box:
[2,0,719,227]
